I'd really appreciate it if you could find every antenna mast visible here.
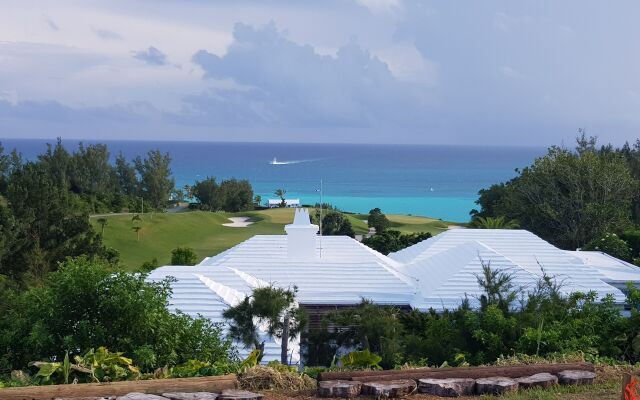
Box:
[319,179,323,258]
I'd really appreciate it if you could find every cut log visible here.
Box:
[475,377,519,395]
[218,389,263,400]
[557,370,596,385]
[163,393,219,400]
[0,375,237,400]
[361,379,417,398]
[418,378,475,397]
[317,380,362,398]
[516,373,558,389]
[319,362,594,383]
[117,394,170,400]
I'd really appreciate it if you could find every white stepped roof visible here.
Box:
[149,226,638,363]
[390,229,627,310]
[570,250,640,285]
[147,234,416,363]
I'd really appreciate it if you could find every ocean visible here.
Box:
[0,139,544,222]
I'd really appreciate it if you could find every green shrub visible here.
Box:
[340,349,382,370]
[362,230,431,254]
[170,247,198,265]
[583,233,632,261]
[0,257,234,374]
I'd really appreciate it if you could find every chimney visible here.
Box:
[285,209,319,259]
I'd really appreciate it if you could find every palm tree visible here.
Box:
[471,216,519,229]
[131,214,142,241]
[183,184,193,200]
[274,188,287,207]
[96,217,108,235]
[131,226,142,242]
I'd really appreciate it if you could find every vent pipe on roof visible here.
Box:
[284,209,319,259]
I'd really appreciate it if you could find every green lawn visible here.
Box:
[92,208,453,271]
[353,213,454,235]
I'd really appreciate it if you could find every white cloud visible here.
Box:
[189,22,431,128]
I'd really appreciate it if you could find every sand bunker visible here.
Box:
[223,217,254,227]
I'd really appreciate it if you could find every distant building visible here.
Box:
[267,198,300,208]
[148,211,640,364]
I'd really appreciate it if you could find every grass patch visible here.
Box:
[92,208,448,271]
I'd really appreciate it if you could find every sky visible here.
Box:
[0,0,639,146]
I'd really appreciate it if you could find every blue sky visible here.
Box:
[1,0,639,145]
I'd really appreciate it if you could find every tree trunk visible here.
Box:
[281,313,290,365]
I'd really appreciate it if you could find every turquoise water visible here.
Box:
[0,139,544,222]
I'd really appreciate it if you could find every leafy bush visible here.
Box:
[0,257,234,374]
[323,300,404,369]
[310,265,634,368]
[320,212,355,238]
[171,247,198,265]
[362,230,431,254]
[171,359,239,378]
[583,233,633,262]
[29,347,140,384]
[340,349,382,370]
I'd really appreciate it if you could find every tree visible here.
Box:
[367,208,390,234]
[474,140,637,249]
[96,217,108,235]
[134,150,174,210]
[254,195,262,208]
[471,216,519,229]
[218,179,254,212]
[274,188,287,207]
[172,188,186,203]
[324,300,405,369]
[131,226,142,242]
[362,230,431,255]
[193,177,219,211]
[114,152,138,197]
[68,143,115,197]
[131,213,143,242]
[183,184,194,201]
[321,212,355,237]
[171,247,198,265]
[5,162,108,281]
[223,285,307,364]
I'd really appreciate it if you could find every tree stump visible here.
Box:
[516,373,558,389]
[418,378,476,397]
[361,380,417,398]
[557,370,596,385]
[317,380,362,398]
[117,394,170,400]
[163,393,219,400]
[475,377,519,395]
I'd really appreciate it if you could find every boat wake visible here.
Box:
[269,157,319,165]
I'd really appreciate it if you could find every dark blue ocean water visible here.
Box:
[0,139,545,222]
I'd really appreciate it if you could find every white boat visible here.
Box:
[269,157,288,165]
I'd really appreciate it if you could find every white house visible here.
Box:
[148,209,640,364]
[268,198,300,208]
